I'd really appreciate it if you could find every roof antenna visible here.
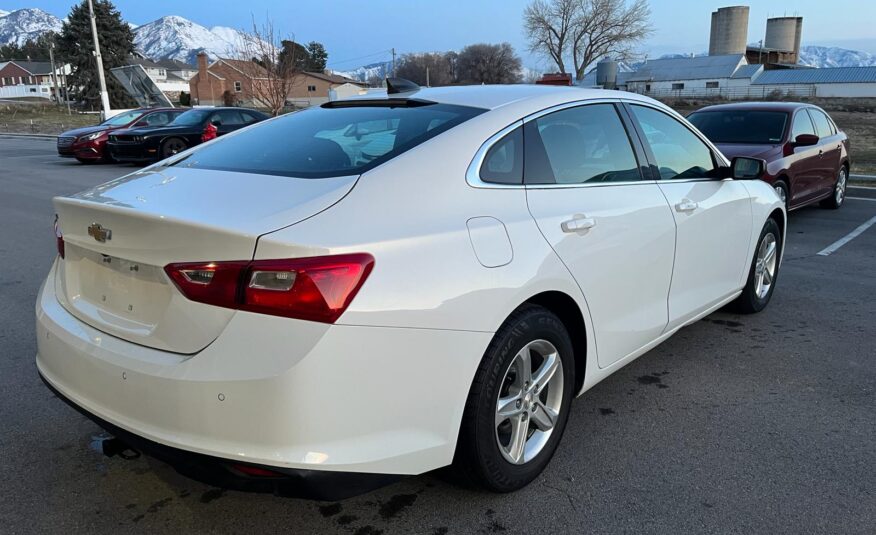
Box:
[386,77,420,95]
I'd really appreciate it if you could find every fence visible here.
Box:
[0,84,54,100]
[627,84,816,101]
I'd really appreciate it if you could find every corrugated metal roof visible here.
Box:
[753,67,876,84]
[731,64,763,79]
[626,54,745,82]
[577,70,633,87]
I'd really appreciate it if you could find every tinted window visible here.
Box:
[480,127,523,185]
[808,109,834,138]
[175,102,485,178]
[217,109,245,125]
[630,105,716,180]
[144,112,174,126]
[524,104,640,184]
[102,110,143,126]
[171,109,212,126]
[240,111,261,123]
[688,110,788,144]
[791,110,816,139]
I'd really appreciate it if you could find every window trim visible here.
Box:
[234,81,242,92]
[466,98,730,190]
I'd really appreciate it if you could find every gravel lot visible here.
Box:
[1,135,874,534]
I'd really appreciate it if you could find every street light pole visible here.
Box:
[48,42,61,107]
[87,0,111,117]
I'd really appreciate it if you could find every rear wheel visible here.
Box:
[160,138,187,159]
[821,166,847,209]
[773,180,789,209]
[732,218,781,314]
[454,305,574,492]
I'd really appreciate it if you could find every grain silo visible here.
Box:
[596,60,618,89]
[709,6,750,56]
[765,16,803,62]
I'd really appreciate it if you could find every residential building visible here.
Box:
[0,60,69,100]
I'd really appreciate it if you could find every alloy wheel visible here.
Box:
[754,232,778,299]
[495,339,564,465]
[774,184,787,204]
[835,168,847,205]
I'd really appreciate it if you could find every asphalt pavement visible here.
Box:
[0,135,874,534]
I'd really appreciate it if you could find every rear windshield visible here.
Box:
[173,102,486,178]
[688,110,789,144]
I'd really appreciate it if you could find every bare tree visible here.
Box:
[525,0,652,80]
[396,52,455,86]
[236,17,302,116]
[457,43,523,84]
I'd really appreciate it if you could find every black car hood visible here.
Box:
[59,125,112,138]
[114,125,196,137]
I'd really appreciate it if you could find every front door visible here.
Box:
[626,104,753,329]
[787,109,823,206]
[524,102,676,368]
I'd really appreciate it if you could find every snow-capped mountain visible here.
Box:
[333,61,393,83]
[0,8,62,46]
[132,16,247,65]
[0,9,9,17]
[799,46,876,68]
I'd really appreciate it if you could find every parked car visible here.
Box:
[56,108,184,163]
[688,102,851,210]
[39,82,785,499]
[106,107,269,163]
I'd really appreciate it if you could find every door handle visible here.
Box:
[674,198,698,213]
[561,215,596,234]
[818,149,824,157]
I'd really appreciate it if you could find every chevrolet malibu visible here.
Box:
[37,82,785,499]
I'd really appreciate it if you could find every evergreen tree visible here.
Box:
[278,40,310,73]
[305,42,328,72]
[57,0,135,109]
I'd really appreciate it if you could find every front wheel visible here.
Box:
[732,218,782,314]
[821,166,847,209]
[454,305,574,492]
[160,138,187,159]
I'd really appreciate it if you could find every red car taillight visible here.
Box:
[54,214,64,258]
[201,122,217,142]
[164,253,374,323]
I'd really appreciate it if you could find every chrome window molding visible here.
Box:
[465,96,730,190]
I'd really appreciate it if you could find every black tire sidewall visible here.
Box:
[161,138,186,159]
[458,306,575,492]
[739,218,782,313]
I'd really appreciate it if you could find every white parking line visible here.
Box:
[847,197,876,202]
[817,215,876,256]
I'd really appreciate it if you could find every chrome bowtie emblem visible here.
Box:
[87,223,112,243]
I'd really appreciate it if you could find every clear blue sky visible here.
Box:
[5,0,875,68]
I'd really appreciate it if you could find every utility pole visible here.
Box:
[48,42,61,107]
[87,0,111,118]
[391,48,396,77]
[426,66,430,87]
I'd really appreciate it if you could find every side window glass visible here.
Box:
[524,104,640,184]
[147,112,169,126]
[808,109,833,138]
[791,110,816,139]
[480,127,523,185]
[630,105,716,180]
[218,110,245,125]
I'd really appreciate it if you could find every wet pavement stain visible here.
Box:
[704,318,744,328]
[146,497,172,514]
[199,488,226,504]
[318,502,342,517]
[378,493,417,520]
[353,527,383,535]
[432,528,449,535]
[637,373,669,388]
[337,514,357,526]
[599,408,615,415]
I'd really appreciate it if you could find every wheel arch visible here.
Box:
[520,291,588,395]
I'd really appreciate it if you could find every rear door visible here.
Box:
[807,108,842,195]
[524,102,676,368]
[626,103,752,329]
[788,109,822,205]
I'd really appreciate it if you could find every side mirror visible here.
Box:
[793,133,819,146]
[731,156,765,180]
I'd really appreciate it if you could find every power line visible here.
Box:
[327,49,393,68]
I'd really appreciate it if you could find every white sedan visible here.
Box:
[37,81,784,499]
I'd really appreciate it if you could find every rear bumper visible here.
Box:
[39,371,400,500]
[36,259,490,478]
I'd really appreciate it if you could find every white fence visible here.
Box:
[0,84,54,100]
[627,84,816,100]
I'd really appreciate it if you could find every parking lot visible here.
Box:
[1,134,874,534]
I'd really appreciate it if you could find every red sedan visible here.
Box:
[57,108,184,164]
[688,102,851,210]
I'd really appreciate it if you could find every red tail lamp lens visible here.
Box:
[231,464,284,478]
[164,253,374,324]
[201,122,217,142]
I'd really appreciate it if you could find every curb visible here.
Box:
[850,174,876,184]
[0,132,57,139]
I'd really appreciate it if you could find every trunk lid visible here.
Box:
[53,166,357,354]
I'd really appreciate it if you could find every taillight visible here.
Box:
[201,122,217,142]
[54,214,64,258]
[164,253,374,323]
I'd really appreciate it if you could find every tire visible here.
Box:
[454,305,575,492]
[160,138,187,159]
[820,165,847,209]
[732,218,782,314]
[773,180,789,210]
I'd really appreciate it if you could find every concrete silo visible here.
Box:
[709,6,750,56]
[765,16,803,62]
[596,60,618,89]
